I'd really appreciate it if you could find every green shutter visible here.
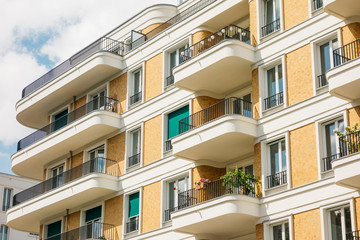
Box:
[47,220,62,237]
[85,206,102,223]
[168,106,189,139]
[129,192,140,218]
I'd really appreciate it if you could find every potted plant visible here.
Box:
[220,168,259,195]
[334,123,360,155]
[194,178,211,189]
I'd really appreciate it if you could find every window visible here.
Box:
[164,175,189,221]
[328,206,352,240]
[128,129,141,168]
[2,188,11,211]
[53,108,68,132]
[0,225,8,240]
[165,105,190,152]
[166,44,187,87]
[264,64,283,110]
[321,118,344,172]
[129,68,142,105]
[267,139,287,188]
[271,222,289,240]
[50,164,65,189]
[85,206,102,239]
[262,0,281,37]
[90,88,107,110]
[126,192,140,234]
[88,145,105,174]
[243,93,252,117]
[316,38,338,89]
[312,0,323,12]
[46,221,61,240]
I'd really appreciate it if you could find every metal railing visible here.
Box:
[322,153,339,172]
[334,39,360,67]
[261,19,281,37]
[125,0,217,53]
[339,130,360,157]
[317,74,328,88]
[165,75,174,87]
[312,0,323,11]
[17,96,118,151]
[347,230,360,240]
[177,177,256,210]
[21,38,123,98]
[129,92,142,105]
[264,92,283,110]
[44,222,115,240]
[164,206,179,222]
[179,97,252,135]
[128,153,140,168]
[179,25,250,64]
[164,139,173,152]
[125,216,139,234]
[266,170,287,189]
[13,158,119,206]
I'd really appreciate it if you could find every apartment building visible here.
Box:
[6,0,360,239]
[0,172,39,239]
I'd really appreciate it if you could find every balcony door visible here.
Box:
[85,206,102,239]
[51,164,64,189]
[53,108,68,132]
[91,88,106,111]
[47,220,62,240]
[88,145,105,174]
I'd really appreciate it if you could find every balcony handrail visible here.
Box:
[339,130,360,157]
[312,0,323,11]
[21,37,123,99]
[261,18,280,37]
[346,230,360,240]
[266,170,287,189]
[321,153,340,172]
[264,92,284,110]
[43,222,115,240]
[317,73,327,89]
[178,97,253,135]
[17,96,119,151]
[12,157,119,207]
[333,38,360,67]
[179,25,250,64]
[125,215,139,234]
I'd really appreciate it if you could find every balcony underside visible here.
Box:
[328,58,360,100]
[172,115,257,162]
[173,40,255,97]
[333,153,360,189]
[324,0,360,18]
[12,111,121,180]
[171,195,260,239]
[16,52,123,129]
[7,173,118,233]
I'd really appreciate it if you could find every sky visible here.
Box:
[0,0,179,175]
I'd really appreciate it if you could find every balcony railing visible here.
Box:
[125,0,217,53]
[125,216,139,234]
[347,230,360,240]
[176,177,256,210]
[16,96,118,151]
[261,19,281,37]
[21,38,123,99]
[165,75,174,87]
[179,97,252,134]
[129,92,142,105]
[312,0,323,11]
[12,158,119,206]
[322,153,340,172]
[164,139,173,152]
[264,92,283,110]
[44,222,115,240]
[317,74,328,88]
[266,170,287,189]
[164,206,179,222]
[179,25,250,64]
[128,153,140,168]
[339,130,360,157]
[334,39,360,67]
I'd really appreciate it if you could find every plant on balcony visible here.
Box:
[97,236,107,240]
[194,178,211,189]
[221,168,259,195]
[334,123,360,155]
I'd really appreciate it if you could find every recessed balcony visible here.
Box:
[12,97,121,180]
[328,39,360,100]
[332,131,360,189]
[172,98,257,161]
[7,158,119,233]
[173,25,255,97]
[170,178,260,239]
[16,37,124,129]
[324,0,360,18]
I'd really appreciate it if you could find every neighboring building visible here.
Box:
[0,173,39,240]
[6,0,360,239]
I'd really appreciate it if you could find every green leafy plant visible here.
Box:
[220,168,259,195]
[334,123,360,155]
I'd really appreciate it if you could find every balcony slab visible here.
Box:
[332,152,360,189]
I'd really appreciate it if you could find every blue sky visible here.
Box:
[0,0,178,176]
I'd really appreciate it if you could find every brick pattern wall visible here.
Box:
[249,0,258,45]
[67,152,84,169]
[347,105,360,127]
[191,166,226,188]
[141,23,163,35]
[293,208,321,239]
[256,223,264,240]
[67,211,80,231]
[192,30,212,44]
[145,53,163,101]
[107,132,125,175]
[283,0,309,30]
[355,197,360,230]
[143,114,162,165]
[191,96,223,114]
[141,181,161,233]
[105,195,123,240]
[252,68,260,119]
[254,143,262,197]
[341,22,360,46]
[109,72,127,114]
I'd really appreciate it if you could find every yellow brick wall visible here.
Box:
[67,211,80,231]
[290,123,318,187]
[347,105,360,127]
[141,23,163,35]
[341,23,360,46]
[107,132,125,175]
[254,143,262,197]
[249,0,258,45]
[70,96,86,111]
[283,0,309,30]
[286,44,313,106]
[252,68,260,119]
[104,195,123,240]
[293,208,321,239]
[142,181,161,233]
[191,96,223,114]
[143,114,162,165]
[192,30,212,44]
[39,224,43,239]
[109,72,127,114]
[145,53,163,101]
[256,223,264,240]
[67,152,84,170]
[355,197,360,230]
[191,166,226,188]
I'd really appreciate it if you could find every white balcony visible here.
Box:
[333,153,360,189]
[324,0,360,18]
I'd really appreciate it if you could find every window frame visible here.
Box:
[270,221,290,240]
[123,189,142,236]
[258,0,283,39]
[264,216,293,240]
[43,218,63,239]
[0,225,8,240]
[2,188,12,211]
[264,63,284,110]
[126,124,144,171]
[127,63,145,109]
[316,37,338,89]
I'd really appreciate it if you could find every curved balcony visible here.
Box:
[172,98,257,161]
[12,97,121,180]
[173,25,255,97]
[16,37,124,128]
[324,0,360,18]
[7,158,119,233]
[170,178,260,238]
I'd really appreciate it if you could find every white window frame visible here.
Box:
[2,188,12,211]
[80,203,104,226]
[270,221,290,240]
[308,0,324,15]
[42,217,63,239]
[126,123,144,171]
[86,83,109,105]
[127,63,145,109]
[257,0,283,39]
[264,64,284,110]
[123,189,142,237]
[264,216,293,240]
[50,105,70,124]
[0,225,8,240]
[46,159,67,180]
[83,141,107,163]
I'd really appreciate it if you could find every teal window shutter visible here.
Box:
[47,220,62,237]
[85,205,102,223]
[168,105,189,139]
[129,192,140,218]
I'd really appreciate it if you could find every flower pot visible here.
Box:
[195,182,206,190]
